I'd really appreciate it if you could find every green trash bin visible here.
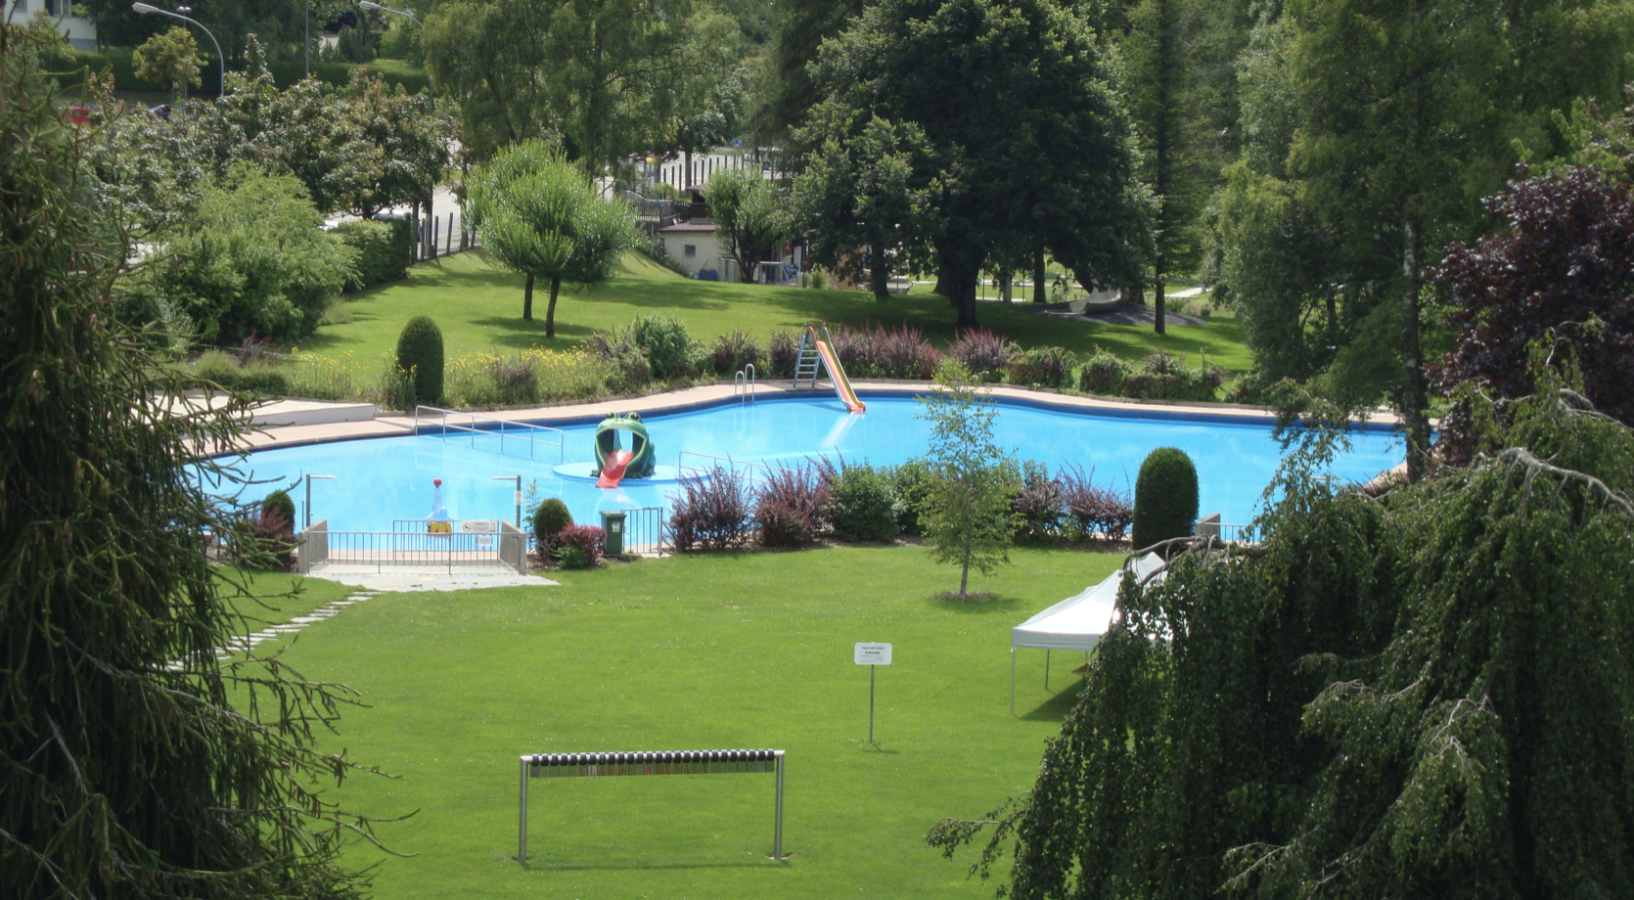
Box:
[600,510,626,557]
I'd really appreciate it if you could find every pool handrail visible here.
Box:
[414,405,566,464]
[677,450,805,483]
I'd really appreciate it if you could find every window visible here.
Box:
[684,244,697,258]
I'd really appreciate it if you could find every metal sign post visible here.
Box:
[854,643,892,744]
[493,475,522,527]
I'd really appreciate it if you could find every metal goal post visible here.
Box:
[518,748,786,862]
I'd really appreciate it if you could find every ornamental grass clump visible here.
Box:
[710,329,765,376]
[1058,463,1133,540]
[948,328,1018,383]
[767,329,800,378]
[668,466,753,551]
[1012,460,1064,543]
[753,463,830,547]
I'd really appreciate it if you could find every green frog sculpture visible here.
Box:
[592,412,656,486]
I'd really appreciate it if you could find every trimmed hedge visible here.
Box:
[395,316,444,404]
[1131,447,1198,552]
[336,219,411,292]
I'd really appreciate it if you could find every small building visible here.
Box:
[657,220,726,279]
[7,0,97,51]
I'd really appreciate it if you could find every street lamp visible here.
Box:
[359,0,418,23]
[493,475,522,528]
[131,2,224,97]
[304,474,335,529]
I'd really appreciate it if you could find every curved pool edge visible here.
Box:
[219,379,1406,461]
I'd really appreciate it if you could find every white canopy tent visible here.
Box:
[1010,553,1167,713]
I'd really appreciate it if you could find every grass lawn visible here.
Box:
[301,251,1251,374]
[261,546,1123,899]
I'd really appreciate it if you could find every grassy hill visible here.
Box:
[298,251,1250,375]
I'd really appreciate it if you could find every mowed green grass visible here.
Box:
[260,546,1123,899]
[301,251,1251,374]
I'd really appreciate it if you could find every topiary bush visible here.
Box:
[395,315,444,404]
[829,464,899,542]
[1131,447,1199,552]
[262,489,297,528]
[531,497,573,548]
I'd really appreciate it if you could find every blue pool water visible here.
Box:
[211,393,1403,532]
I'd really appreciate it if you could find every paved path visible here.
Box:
[226,380,1402,455]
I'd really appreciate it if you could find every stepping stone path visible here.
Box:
[217,591,381,661]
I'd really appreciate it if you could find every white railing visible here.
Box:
[297,522,527,574]
[733,364,757,404]
[414,406,565,464]
[1196,513,1258,544]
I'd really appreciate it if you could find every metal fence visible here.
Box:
[612,506,666,555]
[1196,513,1258,544]
[414,406,565,464]
[676,450,805,486]
[298,519,527,573]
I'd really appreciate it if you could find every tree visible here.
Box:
[756,0,865,141]
[131,25,201,104]
[704,166,790,283]
[464,140,637,336]
[807,0,1145,328]
[1432,164,1634,460]
[344,68,451,219]
[142,167,357,343]
[1212,0,1634,481]
[1,25,387,898]
[1111,0,1208,334]
[931,365,1634,899]
[915,359,1022,598]
[792,111,937,301]
[423,0,739,169]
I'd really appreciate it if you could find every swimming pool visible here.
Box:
[212,392,1403,533]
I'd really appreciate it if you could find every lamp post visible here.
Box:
[493,475,522,528]
[304,474,335,529]
[131,2,224,97]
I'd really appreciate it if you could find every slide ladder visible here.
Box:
[794,325,865,413]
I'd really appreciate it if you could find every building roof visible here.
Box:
[658,221,719,233]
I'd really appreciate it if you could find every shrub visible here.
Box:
[809,268,828,289]
[669,467,752,551]
[828,325,879,378]
[829,464,899,542]
[888,458,937,535]
[245,505,296,572]
[335,219,410,292]
[1059,463,1133,540]
[584,330,653,393]
[948,328,1018,382]
[754,464,830,547]
[710,330,765,377]
[1121,352,1228,402]
[262,489,297,528]
[144,170,354,344]
[625,315,698,380]
[1131,447,1198,552]
[554,524,605,568]
[1007,346,1077,388]
[188,351,289,396]
[532,498,572,547]
[395,316,444,404]
[873,324,942,379]
[768,330,800,378]
[1079,350,1130,395]
[1012,460,1063,542]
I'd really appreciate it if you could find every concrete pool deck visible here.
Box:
[227,381,1406,454]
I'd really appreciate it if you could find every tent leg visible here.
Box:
[1045,649,1050,691]
[1010,647,1016,716]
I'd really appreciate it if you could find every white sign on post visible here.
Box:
[854,642,892,665]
